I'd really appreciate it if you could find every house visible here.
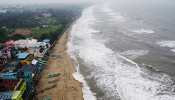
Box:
[14,39,38,49]
[4,40,15,48]
[0,55,8,66]
[2,47,12,59]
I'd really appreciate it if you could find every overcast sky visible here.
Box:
[0,0,100,4]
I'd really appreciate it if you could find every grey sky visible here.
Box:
[0,0,99,4]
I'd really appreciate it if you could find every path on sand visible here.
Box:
[37,32,84,100]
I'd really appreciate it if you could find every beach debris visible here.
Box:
[50,54,62,59]
[32,59,38,65]
[43,96,52,100]
[38,59,47,65]
[38,84,57,93]
[48,72,60,78]
[48,78,59,84]
[80,82,83,87]
[44,84,57,90]
[38,59,47,63]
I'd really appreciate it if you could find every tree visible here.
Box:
[0,27,8,42]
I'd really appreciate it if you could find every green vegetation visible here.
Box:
[11,34,26,40]
[32,25,62,39]
[0,28,9,42]
[0,4,84,42]
[0,33,8,42]
[0,27,27,41]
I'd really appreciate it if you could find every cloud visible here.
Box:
[0,0,96,4]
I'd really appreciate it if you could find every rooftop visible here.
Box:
[17,52,29,59]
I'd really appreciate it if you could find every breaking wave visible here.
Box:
[120,50,149,60]
[157,40,175,52]
[132,29,155,34]
[102,5,125,22]
[68,6,175,100]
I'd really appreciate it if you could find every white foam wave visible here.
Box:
[157,40,175,52]
[132,29,155,34]
[73,64,97,100]
[120,50,149,60]
[69,6,175,100]
[68,6,97,100]
[102,6,125,22]
[157,41,175,48]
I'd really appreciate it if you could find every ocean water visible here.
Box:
[68,1,175,100]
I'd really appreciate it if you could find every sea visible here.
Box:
[68,0,175,100]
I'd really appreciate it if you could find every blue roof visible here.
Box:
[17,52,29,59]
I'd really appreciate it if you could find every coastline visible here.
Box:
[36,29,84,100]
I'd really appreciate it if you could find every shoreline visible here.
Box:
[36,29,84,100]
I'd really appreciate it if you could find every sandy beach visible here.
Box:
[36,31,84,100]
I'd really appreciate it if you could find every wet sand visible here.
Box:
[36,31,84,100]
